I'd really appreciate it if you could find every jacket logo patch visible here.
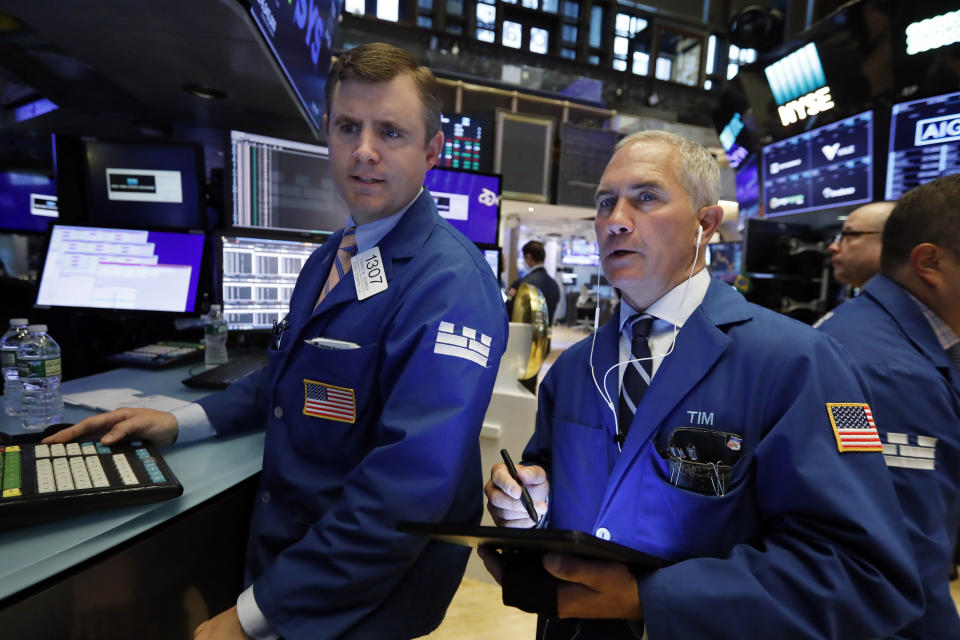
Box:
[433,321,491,367]
[826,402,882,452]
[303,379,356,423]
[882,432,936,471]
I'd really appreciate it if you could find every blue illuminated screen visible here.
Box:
[423,167,500,245]
[885,89,960,200]
[0,171,58,233]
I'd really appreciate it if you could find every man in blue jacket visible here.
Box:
[817,174,960,639]
[482,130,923,639]
[48,43,507,640]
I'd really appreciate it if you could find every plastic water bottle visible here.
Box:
[17,324,62,430]
[1,318,30,416]
[204,304,229,366]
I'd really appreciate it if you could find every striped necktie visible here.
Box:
[315,226,358,308]
[617,313,655,444]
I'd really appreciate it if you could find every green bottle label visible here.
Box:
[17,357,61,378]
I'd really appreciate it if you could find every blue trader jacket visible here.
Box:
[197,190,508,639]
[818,274,960,640]
[524,278,923,640]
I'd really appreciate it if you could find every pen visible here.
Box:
[500,449,540,525]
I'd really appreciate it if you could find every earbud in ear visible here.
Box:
[695,225,703,247]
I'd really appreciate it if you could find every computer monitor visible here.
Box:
[559,271,577,285]
[743,217,825,279]
[82,140,206,230]
[761,110,873,217]
[707,242,743,283]
[562,238,600,266]
[477,244,501,279]
[219,233,324,331]
[439,113,491,172]
[422,167,500,245]
[229,130,349,235]
[35,224,205,312]
[885,89,960,200]
[735,159,760,226]
[0,171,58,234]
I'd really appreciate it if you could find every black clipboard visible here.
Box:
[398,521,669,615]
[397,521,669,569]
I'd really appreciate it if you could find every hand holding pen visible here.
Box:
[484,449,549,528]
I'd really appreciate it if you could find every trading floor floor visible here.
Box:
[421,326,960,639]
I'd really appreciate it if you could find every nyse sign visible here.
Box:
[778,87,835,127]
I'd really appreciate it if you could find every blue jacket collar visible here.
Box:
[862,274,957,378]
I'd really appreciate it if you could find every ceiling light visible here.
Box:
[183,83,227,100]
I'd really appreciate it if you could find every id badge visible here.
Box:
[352,246,388,300]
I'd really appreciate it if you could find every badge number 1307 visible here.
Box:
[352,246,389,300]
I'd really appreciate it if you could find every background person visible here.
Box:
[818,174,960,639]
[828,201,895,289]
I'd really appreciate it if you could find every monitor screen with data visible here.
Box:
[219,233,323,331]
[885,89,960,200]
[35,225,204,312]
[761,110,873,217]
[423,167,500,245]
[230,130,349,234]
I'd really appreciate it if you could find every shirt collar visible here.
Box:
[347,187,423,253]
[619,268,712,334]
[905,290,960,350]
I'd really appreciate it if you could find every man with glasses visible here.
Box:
[818,175,960,639]
[828,201,895,289]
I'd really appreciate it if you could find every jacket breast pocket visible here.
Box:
[281,341,381,462]
[621,440,755,561]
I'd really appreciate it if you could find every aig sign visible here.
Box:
[765,43,836,127]
[915,113,960,146]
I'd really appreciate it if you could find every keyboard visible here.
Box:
[180,354,268,390]
[106,341,204,369]
[0,427,183,531]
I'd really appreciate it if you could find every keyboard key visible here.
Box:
[81,443,97,456]
[36,459,56,493]
[66,443,82,457]
[85,456,109,488]
[52,458,75,491]
[69,457,92,490]
[49,444,66,457]
[112,454,139,486]
[34,444,50,458]
[3,448,21,494]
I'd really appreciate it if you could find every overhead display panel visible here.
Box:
[885,89,960,200]
[761,111,873,217]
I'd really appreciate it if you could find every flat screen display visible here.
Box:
[0,171,58,234]
[481,247,500,279]
[761,110,873,217]
[885,89,960,200]
[423,168,500,245]
[230,130,348,235]
[707,242,743,283]
[220,234,323,331]
[439,113,489,172]
[36,225,204,312]
[83,141,205,230]
[735,159,760,225]
[246,0,342,137]
[561,238,600,266]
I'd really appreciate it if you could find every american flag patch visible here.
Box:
[303,379,356,423]
[826,403,882,452]
[433,321,491,367]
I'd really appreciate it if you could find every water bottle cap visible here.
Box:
[9,318,28,326]
[28,324,47,333]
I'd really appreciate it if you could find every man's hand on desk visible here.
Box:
[194,606,252,640]
[41,407,178,447]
